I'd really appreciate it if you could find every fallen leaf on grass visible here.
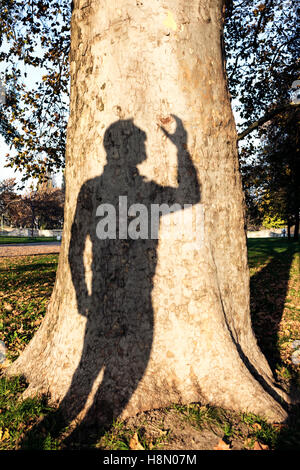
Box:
[214,439,231,450]
[253,441,269,450]
[3,303,13,312]
[244,438,253,448]
[129,432,144,450]
[0,358,10,369]
[252,423,262,431]
[0,428,10,441]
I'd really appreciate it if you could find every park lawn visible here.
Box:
[0,238,299,450]
[248,238,300,379]
[0,237,57,244]
[0,254,58,361]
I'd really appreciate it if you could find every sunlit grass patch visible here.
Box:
[0,255,58,361]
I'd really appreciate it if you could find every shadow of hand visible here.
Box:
[160,115,187,148]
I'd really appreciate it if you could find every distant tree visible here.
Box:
[0,177,21,227]
[33,187,64,229]
[259,107,299,238]
[22,188,65,234]
[0,177,16,214]
[6,197,31,229]
[1,185,64,232]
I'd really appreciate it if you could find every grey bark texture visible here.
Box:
[8,0,289,426]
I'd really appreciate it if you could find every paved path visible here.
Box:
[0,241,61,257]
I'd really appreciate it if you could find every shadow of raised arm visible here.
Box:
[160,115,200,207]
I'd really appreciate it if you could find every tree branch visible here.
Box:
[237,103,300,141]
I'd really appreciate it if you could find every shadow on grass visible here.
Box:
[249,239,299,373]
[0,261,57,274]
[0,259,58,294]
[249,238,300,450]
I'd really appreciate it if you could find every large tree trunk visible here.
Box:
[8,0,289,426]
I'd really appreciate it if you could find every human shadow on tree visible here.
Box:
[55,115,200,444]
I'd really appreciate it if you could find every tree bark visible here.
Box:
[7,0,289,426]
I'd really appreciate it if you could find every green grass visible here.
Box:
[94,401,300,450]
[247,238,300,380]
[170,403,233,433]
[0,238,299,450]
[247,237,299,268]
[97,421,170,451]
[0,255,58,361]
[172,404,279,449]
[0,236,58,244]
[0,375,59,450]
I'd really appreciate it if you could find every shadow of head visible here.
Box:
[103,119,147,167]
